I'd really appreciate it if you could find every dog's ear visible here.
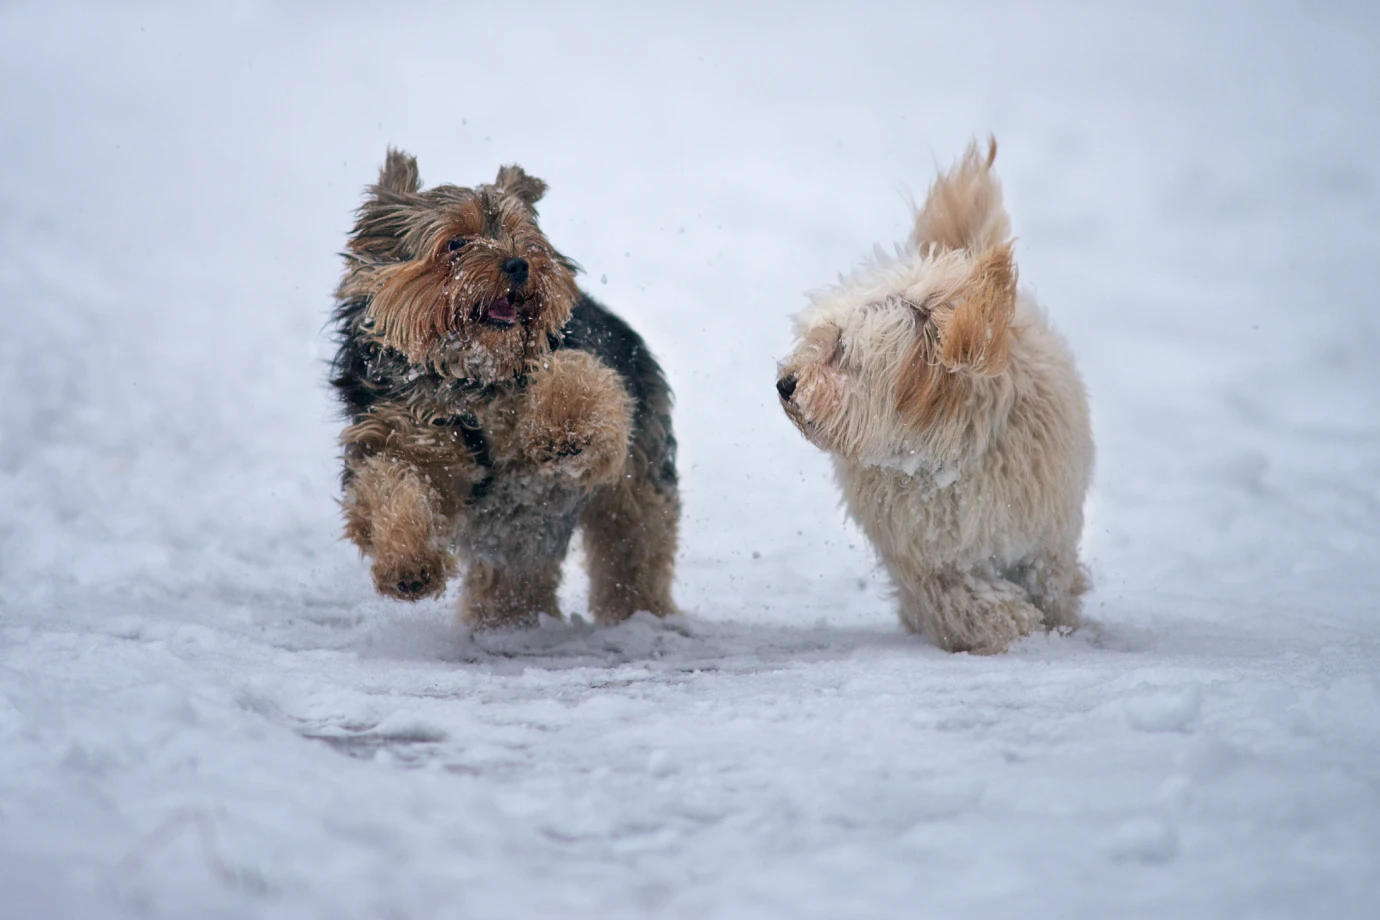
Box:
[933,242,1016,376]
[494,164,547,207]
[377,148,422,196]
[345,150,426,258]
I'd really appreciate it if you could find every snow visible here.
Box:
[2,1,1378,917]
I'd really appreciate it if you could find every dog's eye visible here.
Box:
[446,236,467,252]
[903,297,932,322]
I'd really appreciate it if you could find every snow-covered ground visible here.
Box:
[2,1,1378,917]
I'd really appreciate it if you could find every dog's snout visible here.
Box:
[776,374,798,401]
[502,257,529,285]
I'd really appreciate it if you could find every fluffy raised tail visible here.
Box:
[912,136,1010,255]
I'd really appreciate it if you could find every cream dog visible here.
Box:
[776,139,1093,653]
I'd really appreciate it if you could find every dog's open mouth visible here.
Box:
[482,294,522,327]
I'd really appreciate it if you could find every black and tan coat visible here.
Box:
[330,151,678,628]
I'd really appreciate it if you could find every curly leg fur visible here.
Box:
[517,350,633,487]
[342,453,457,601]
[896,566,1044,655]
[580,474,680,625]
[1012,546,1087,632]
[460,559,562,630]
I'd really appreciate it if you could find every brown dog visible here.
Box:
[330,150,679,629]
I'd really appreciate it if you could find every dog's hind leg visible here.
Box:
[459,560,562,631]
[1016,545,1087,633]
[895,566,1043,654]
[580,474,680,625]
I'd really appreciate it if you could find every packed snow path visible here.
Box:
[2,2,1378,917]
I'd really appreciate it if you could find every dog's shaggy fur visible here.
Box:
[331,150,679,629]
[776,139,1093,654]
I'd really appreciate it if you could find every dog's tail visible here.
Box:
[911,136,1010,255]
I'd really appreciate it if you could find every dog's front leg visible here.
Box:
[895,566,1044,654]
[342,452,457,600]
[518,350,633,488]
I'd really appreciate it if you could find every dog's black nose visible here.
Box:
[776,374,798,400]
[502,257,529,285]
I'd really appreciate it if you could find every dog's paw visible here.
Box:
[958,598,1043,655]
[530,427,593,463]
[519,351,633,486]
[371,550,452,601]
[529,425,625,483]
[901,572,1044,655]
